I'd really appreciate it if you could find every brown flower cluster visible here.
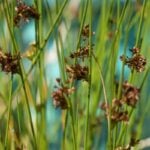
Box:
[52,79,75,109]
[70,44,94,61]
[120,47,146,72]
[70,46,89,60]
[66,64,88,81]
[82,24,90,37]
[122,81,140,107]
[101,82,140,123]
[81,24,95,38]
[101,99,129,123]
[67,24,95,82]
[14,0,39,26]
[52,25,94,109]
[0,49,20,74]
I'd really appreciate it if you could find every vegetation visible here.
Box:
[0,0,150,149]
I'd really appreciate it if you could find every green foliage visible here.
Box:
[0,0,150,149]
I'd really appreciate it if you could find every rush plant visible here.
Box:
[0,0,150,150]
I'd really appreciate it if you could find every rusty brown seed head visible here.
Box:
[120,47,146,72]
[14,0,39,26]
[0,50,20,74]
[52,79,75,109]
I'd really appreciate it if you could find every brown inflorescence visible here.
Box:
[81,24,95,38]
[51,78,75,109]
[120,46,146,72]
[70,46,89,60]
[66,64,89,81]
[0,49,20,74]
[70,44,94,61]
[122,81,140,107]
[101,82,140,123]
[14,0,39,26]
[101,99,129,123]
[82,24,90,37]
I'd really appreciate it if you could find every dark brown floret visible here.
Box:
[66,64,89,81]
[14,0,39,26]
[129,46,140,54]
[122,82,140,107]
[52,79,75,109]
[70,46,89,60]
[120,47,146,72]
[111,110,129,122]
[0,49,20,74]
[70,44,94,61]
[101,101,129,123]
[101,82,140,123]
[82,24,90,37]
[81,24,95,38]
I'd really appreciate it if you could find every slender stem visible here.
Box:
[17,97,21,135]
[20,69,37,148]
[135,0,146,46]
[92,53,111,149]
[3,0,37,146]
[68,100,77,150]
[84,0,92,149]
[62,110,68,150]
[75,0,89,51]
[4,75,13,149]
[41,0,68,49]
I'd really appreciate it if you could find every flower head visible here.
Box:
[120,47,146,72]
[14,0,39,26]
[52,79,75,109]
[66,64,89,81]
[0,49,20,74]
[122,82,140,107]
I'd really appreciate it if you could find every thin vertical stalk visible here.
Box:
[84,0,92,149]
[76,0,89,51]
[20,70,37,148]
[129,0,147,83]
[92,53,111,149]
[135,0,146,46]
[3,0,37,146]
[17,97,21,135]
[4,75,13,149]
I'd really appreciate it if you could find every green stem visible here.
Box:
[76,0,89,51]
[135,0,146,46]
[4,75,13,149]
[41,0,68,49]
[84,0,92,149]
[92,53,111,149]
[68,100,77,150]
[19,69,37,148]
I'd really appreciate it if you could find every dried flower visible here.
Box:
[111,110,129,122]
[52,79,75,109]
[122,82,140,107]
[81,24,95,38]
[70,46,89,59]
[130,46,140,54]
[101,102,129,123]
[112,98,124,107]
[70,44,94,61]
[101,82,140,124]
[120,47,146,72]
[14,0,39,26]
[0,50,20,74]
[66,64,89,81]
[82,24,90,37]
